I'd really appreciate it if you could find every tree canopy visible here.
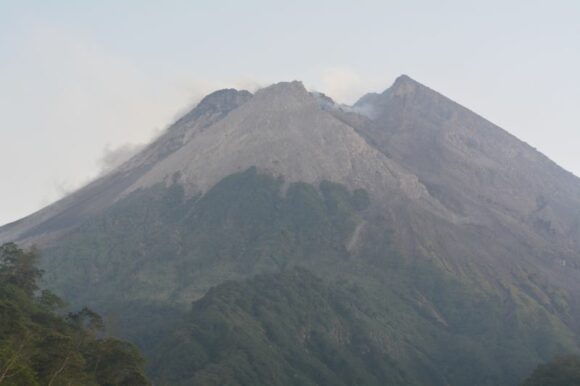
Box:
[0,242,150,385]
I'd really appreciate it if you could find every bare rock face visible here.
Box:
[116,88,254,173]
[355,75,580,230]
[129,81,442,213]
[353,75,580,288]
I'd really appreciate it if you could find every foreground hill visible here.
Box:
[1,75,579,385]
[152,269,415,386]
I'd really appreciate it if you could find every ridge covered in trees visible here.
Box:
[0,243,150,385]
[151,268,415,386]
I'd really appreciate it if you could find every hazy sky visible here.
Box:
[1,0,579,226]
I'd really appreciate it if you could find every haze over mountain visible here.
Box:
[1,75,579,386]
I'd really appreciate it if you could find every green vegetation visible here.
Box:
[0,243,149,385]
[151,268,415,386]
[35,168,580,385]
[520,355,580,386]
[41,167,369,309]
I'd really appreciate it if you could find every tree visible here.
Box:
[0,242,43,295]
[0,242,151,385]
[87,339,150,386]
[67,307,106,336]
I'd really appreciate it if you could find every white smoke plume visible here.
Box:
[97,143,144,175]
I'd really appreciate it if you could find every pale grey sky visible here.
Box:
[1,0,579,226]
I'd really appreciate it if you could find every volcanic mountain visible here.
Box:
[1,75,579,386]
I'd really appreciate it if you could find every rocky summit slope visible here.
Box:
[1,75,579,386]
[355,75,580,256]
[352,76,580,294]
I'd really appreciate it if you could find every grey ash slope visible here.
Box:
[314,76,580,272]
[354,74,580,237]
[351,76,580,279]
[128,81,451,217]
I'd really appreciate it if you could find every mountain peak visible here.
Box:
[393,74,414,84]
[194,88,253,115]
[389,74,424,96]
[257,80,308,97]
[252,80,314,111]
[168,88,253,137]
[353,74,426,115]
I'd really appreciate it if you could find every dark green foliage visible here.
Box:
[0,243,150,385]
[152,269,416,386]
[520,355,580,386]
[0,243,43,296]
[85,339,150,386]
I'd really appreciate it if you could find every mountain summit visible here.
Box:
[2,75,579,386]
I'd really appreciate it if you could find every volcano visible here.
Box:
[2,75,579,386]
